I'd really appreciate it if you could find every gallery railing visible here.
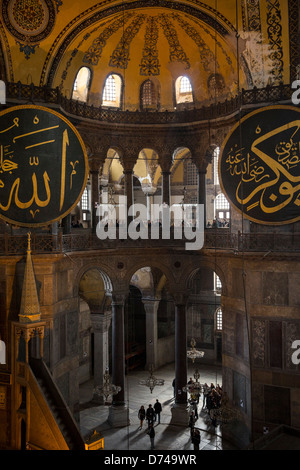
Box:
[0,230,299,255]
[5,81,294,125]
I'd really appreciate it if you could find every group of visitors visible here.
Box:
[138,399,162,429]
[138,381,223,450]
[188,380,223,429]
[207,218,229,228]
[138,400,162,450]
[187,381,223,449]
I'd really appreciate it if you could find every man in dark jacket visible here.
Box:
[146,404,155,427]
[148,423,155,449]
[154,399,162,424]
[191,428,201,450]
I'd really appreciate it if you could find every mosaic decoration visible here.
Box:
[243,0,261,32]
[53,0,63,13]
[109,14,146,69]
[2,0,56,59]
[172,13,216,72]
[240,0,263,87]
[266,0,284,85]
[60,23,104,90]
[44,0,234,87]
[83,13,134,66]
[140,16,160,76]
[158,14,190,69]
[195,19,234,73]
[219,105,300,225]
[16,40,39,60]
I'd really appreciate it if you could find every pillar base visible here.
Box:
[107,405,130,427]
[170,403,189,427]
[92,393,108,405]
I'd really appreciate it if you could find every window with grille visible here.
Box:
[215,193,230,210]
[81,188,89,210]
[185,159,197,185]
[103,75,116,102]
[215,193,230,221]
[215,273,222,293]
[141,79,155,107]
[180,76,192,93]
[216,307,222,331]
[175,76,193,104]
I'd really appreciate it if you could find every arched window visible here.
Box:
[184,158,197,186]
[175,76,193,104]
[72,67,91,103]
[216,307,222,331]
[102,74,122,108]
[140,79,159,109]
[81,188,89,211]
[215,193,230,223]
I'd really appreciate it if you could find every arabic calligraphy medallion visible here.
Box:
[0,105,88,227]
[219,105,300,225]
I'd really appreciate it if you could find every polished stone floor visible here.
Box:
[79,362,237,451]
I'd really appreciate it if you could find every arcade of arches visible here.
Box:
[0,0,300,451]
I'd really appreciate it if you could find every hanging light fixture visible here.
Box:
[187,338,205,363]
[139,364,165,393]
[187,306,204,363]
[94,367,121,402]
[183,368,202,395]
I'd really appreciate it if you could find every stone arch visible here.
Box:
[125,259,175,292]
[185,258,228,297]
[73,263,114,299]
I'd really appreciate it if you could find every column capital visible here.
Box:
[88,156,105,173]
[111,292,128,305]
[173,292,189,306]
[91,312,112,333]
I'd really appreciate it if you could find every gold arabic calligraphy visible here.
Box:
[0,111,80,220]
[225,120,300,215]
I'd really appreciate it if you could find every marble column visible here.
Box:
[108,294,130,427]
[90,169,100,233]
[142,299,159,369]
[197,169,207,227]
[162,171,171,206]
[62,214,71,234]
[171,295,189,426]
[91,312,112,404]
[124,169,134,223]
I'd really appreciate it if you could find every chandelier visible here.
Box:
[139,364,165,393]
[209,392,242,423]
[187,338,205,363]
[183,369,202,395]
[94,367,121,401]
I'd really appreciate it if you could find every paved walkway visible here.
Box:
[79,363,237,451]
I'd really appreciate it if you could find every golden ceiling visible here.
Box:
[0,0,297,111]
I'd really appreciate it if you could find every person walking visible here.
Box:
[154,399,162,424]
[138,405,146,429]
[191,428,201,450]
[146,404,155,428]
[148,423,155,449]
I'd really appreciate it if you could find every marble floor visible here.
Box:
[79,362,237,451]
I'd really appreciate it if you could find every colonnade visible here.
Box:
[90,290,190,427]
[88,148,208,232]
